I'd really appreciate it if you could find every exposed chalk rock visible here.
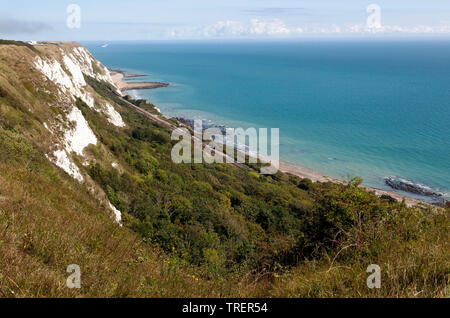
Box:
[47,149,84,182]
[109,202,122,225]
[104,103,126,127]
[64,106,98,156]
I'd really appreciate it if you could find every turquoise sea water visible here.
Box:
[85,40,450,200]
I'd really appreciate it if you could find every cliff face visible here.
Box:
[0,41,253,298]
[1,41,239,298]
[0,41,448,299]
[0,41,125,224]
[34,44,124,182]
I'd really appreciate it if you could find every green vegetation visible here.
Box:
[0,128,257,297]
[81,76,450,296]
[0,43,448,297]
[91,61,105,76]
[0,39,38,53]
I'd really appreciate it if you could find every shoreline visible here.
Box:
[110,70,431,208]
[109,69,147,78]
[110,69,169,92]
[279,161,426,206]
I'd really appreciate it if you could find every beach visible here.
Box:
[86,41,450,208]
[279,161,427,206]
[110,70,169,92]
[110,70,427,208]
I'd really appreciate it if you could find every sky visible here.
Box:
[1,0,450,41]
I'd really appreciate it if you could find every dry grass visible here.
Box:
[268,206,449,298]
[0,159,266,298]
[0,42,447,298]
[0,127,263,298]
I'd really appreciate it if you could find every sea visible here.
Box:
[84,40,450,202]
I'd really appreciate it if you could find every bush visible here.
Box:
[380,194,397,204]
[297,178,313,191]
[155,169,168,183]
[132,127,169,144]
[169,196,192,223]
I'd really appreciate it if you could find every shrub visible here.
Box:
[297,178,313,191]
[155,169,168,183]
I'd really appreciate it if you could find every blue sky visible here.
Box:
[1,0,450,40]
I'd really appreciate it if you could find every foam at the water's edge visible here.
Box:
[385,176,447,200]
[87,41,450,204]
[126,90,446,205]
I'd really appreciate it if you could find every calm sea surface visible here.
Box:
[85,40,450,200]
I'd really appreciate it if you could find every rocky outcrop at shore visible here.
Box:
[385,176,445,198]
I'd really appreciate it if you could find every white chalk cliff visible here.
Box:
[34,43,124,224]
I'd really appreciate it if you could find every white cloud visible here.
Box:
[299,23,450,35]
[168,19,450,39]
[249,19,291,35]
[348,24,450,35]
[169,19,303,38]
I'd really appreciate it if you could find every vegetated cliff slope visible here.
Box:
[0,40,243,297]
[0,40,448,298]
[0,41,126,220]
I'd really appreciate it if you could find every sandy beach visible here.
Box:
[278,161,425,206]
[110,70,428,208]
[110,70,169,92]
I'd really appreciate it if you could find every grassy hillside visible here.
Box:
[0,41,448,297]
